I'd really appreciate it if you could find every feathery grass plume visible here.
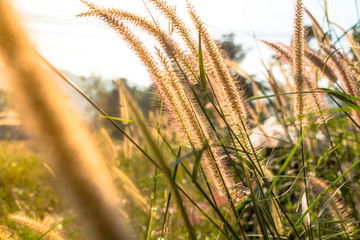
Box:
[147,0,198,58]
[115,80,130,125]
[322,47,358,97]
[261,40,293,64]
[156,48,236,195]
[163,212,174,240]
[312,180,357,238]
[322,46,360,123]
[114,79,133,158]
[305,47,338,83]
[262,41,329,120]
[143,0,220,93]
[9,213,65,240]
[264,21,324,124]
[225,59,270,118]
[262,40,338,84]
[292,0,306,127]
[0,1,130,239]
[336,49,360,85]
[79,1,235,197]
[186,1,256,165]
[341,56,360,81]
[78,8,199,85]
[0,227,13,240]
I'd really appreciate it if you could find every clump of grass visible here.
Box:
[77,0,360,238]
[78,0,238,199]
[9,213,65,240]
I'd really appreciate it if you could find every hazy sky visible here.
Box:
[12,0,360,87]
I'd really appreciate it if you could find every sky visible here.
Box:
[12,0,360,87]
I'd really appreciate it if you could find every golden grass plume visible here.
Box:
[79,0,236,198]
[9,213,65,240]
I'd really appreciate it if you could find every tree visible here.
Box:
[218,33,246,63]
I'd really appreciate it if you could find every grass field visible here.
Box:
[1,0,360,239]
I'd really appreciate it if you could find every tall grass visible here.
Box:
[1,0,360,239]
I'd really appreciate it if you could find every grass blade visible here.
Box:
[99,115,133,123]
[268,126,309,195]
[192,141,207,182]
[36,217,68,240]
[161,147,181,235]
[294,159,360,226]
[320,88,360,112]
[317,179,349,218]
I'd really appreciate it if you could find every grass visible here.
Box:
[0,141,83,239]
[1,0,360,239]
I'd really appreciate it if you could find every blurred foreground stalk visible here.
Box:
[0,1,130,239]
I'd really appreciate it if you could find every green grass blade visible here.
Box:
[294,159,360,226]
[170,147,205,166]
[328,95,360,129]
[268,126,309,195]
[317,179,349,218]
[121,84,196,240]
[321,228,360,240]
[245,90,323,103]
[161,147,181,235]
[320,88,360,112]
[192,141,207,182]
[99,115,133,123]
[36,217,68,240]
[323,51,335,74]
